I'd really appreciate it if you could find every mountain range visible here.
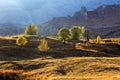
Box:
[38,4,120,38]
[0,0,120,37]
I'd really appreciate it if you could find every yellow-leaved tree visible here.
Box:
[16,35,28,47]
[24,24,38,35]
[38,38,49,52]
[96,35,102,44]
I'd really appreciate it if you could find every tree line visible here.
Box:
[16,24,102,53]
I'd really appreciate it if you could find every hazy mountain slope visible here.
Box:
[18,0,120,24]
[90,26,120,38]
[0,24,23,36]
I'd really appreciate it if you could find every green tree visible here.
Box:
[58,27,71,43]
[70,26,82,40]
[38,38,49,52]
[96,35,102,44]
[24,24,38,35]
[16,35,28,47]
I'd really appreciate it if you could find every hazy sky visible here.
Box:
[0,0,120,26]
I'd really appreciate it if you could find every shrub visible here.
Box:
[38,38,49,52]
[86,42,90,46]
[58,27,71,43]
[16,35,28,47]
[96,35,102,44]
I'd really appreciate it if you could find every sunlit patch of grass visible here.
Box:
[105,75,120,80]
[103,38,120,44]
[75,43,98,53]
[0,36,15,40]
[26,75,53,80]
[47,36,58,41]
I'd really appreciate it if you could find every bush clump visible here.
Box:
[16,35,28,47]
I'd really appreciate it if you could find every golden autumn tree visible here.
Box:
[24,24,38,35]
[38,38,49,52]
[16,35,28,47]
[96,35,102,44]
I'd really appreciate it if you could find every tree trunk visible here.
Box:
[42,52,46,59]
[63,40,66,44]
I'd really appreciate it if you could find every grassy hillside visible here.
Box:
[0,36,119,60]
[0,36,120,80]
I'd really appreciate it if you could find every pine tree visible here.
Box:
[16,35,28,47]
[38,38,49,52]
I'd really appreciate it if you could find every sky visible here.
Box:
[0,0,120,27]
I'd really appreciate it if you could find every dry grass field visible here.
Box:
[0,57,120,80]
[0,36,120,80]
